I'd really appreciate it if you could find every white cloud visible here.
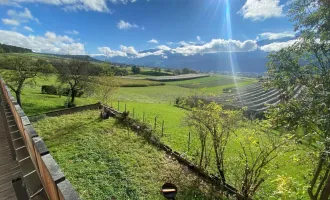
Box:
[172,39,258,56]
[135,50,164,58]
[0,30,85,54]
[2,18,20,26]
[2,8,39,26]
[178,41,189,46]
[197,36,201,41]
[109,0,137,4]
[259,39,297,52]
[157,45,171,51]
[24,26,33,32]
[117,20,139,30]
[147,39,158,44]
[239,0,283,21]
[98,47,127,57]
[0,0,21,7]
[8,8,32,19]
[0,0,137,13]
[119,45,138,55]
[97,45,165,58]
[257,31,295,40]
[65,30,79,35]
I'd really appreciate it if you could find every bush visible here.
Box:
[41,86,84,97]
[60,89,84,97]
[41,85,57,95]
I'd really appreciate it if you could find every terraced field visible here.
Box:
[212,83,304,111]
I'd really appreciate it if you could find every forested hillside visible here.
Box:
[0,43,33,53]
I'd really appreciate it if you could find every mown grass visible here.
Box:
[34,110,220,200]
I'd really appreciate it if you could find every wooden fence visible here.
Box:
[0,78,80,200]
[102,104,247,200]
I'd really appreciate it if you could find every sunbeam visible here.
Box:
[224,0,242,104]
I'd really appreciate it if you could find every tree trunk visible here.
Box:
[214,147,226,184]
[71,89,76,104]
[320,173,330,200]
[15,91,21,107]
[199,140,205,167]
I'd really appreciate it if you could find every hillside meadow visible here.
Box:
[2,69,311,199]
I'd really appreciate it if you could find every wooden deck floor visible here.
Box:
[0,110,19,200]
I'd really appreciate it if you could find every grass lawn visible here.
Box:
[34,110,220,200]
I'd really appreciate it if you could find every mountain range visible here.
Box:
[92,37,296,73]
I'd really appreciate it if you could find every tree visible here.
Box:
[131,66,140,74]
[266,1,330,199]
[54,58,92,107]
[173,69,181,75]
[185,101,242,184]
[182,68,190,74]
[230,121,288,199]
[95,74,118,105]
[0,57,53,106]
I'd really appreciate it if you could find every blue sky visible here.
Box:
[0,0,297,58]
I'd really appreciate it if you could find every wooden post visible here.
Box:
[143,112,145,123]
[188,131,191,152]
[162,120,164,137]
[154,117,157,130]
[133,108,135,118]
[118,101,120,111]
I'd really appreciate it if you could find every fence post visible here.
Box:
[118,101,120,111]
[162,120,164,137]
[133,108,135,118]
[154,117,157,130]
[188,131,191,152]
[143,112,145,123]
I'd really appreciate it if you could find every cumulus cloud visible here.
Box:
[97,38,260,58]
[239,0,284,21]
[0,0,139,13]
[0,30,85,54]
[172,39,258,56]
[119,45,138,55]
[24,26,33,32]
[2,18,20,26]
[2,8,39,26]
[259,39,297,52]
[97,45,165,58]
[197,36,201,41]
[157,45,171,51]
[147,39,158,44]
[257,31,295,40]
[117,20,139,30]
[65,30,79,35]
[98,47,127,57]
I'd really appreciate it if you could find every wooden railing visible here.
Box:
[0,78,80,200]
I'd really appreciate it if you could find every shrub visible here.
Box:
[41,85,57,95]
[60,88,84,97]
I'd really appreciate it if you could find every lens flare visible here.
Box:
[224,0,242,104]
